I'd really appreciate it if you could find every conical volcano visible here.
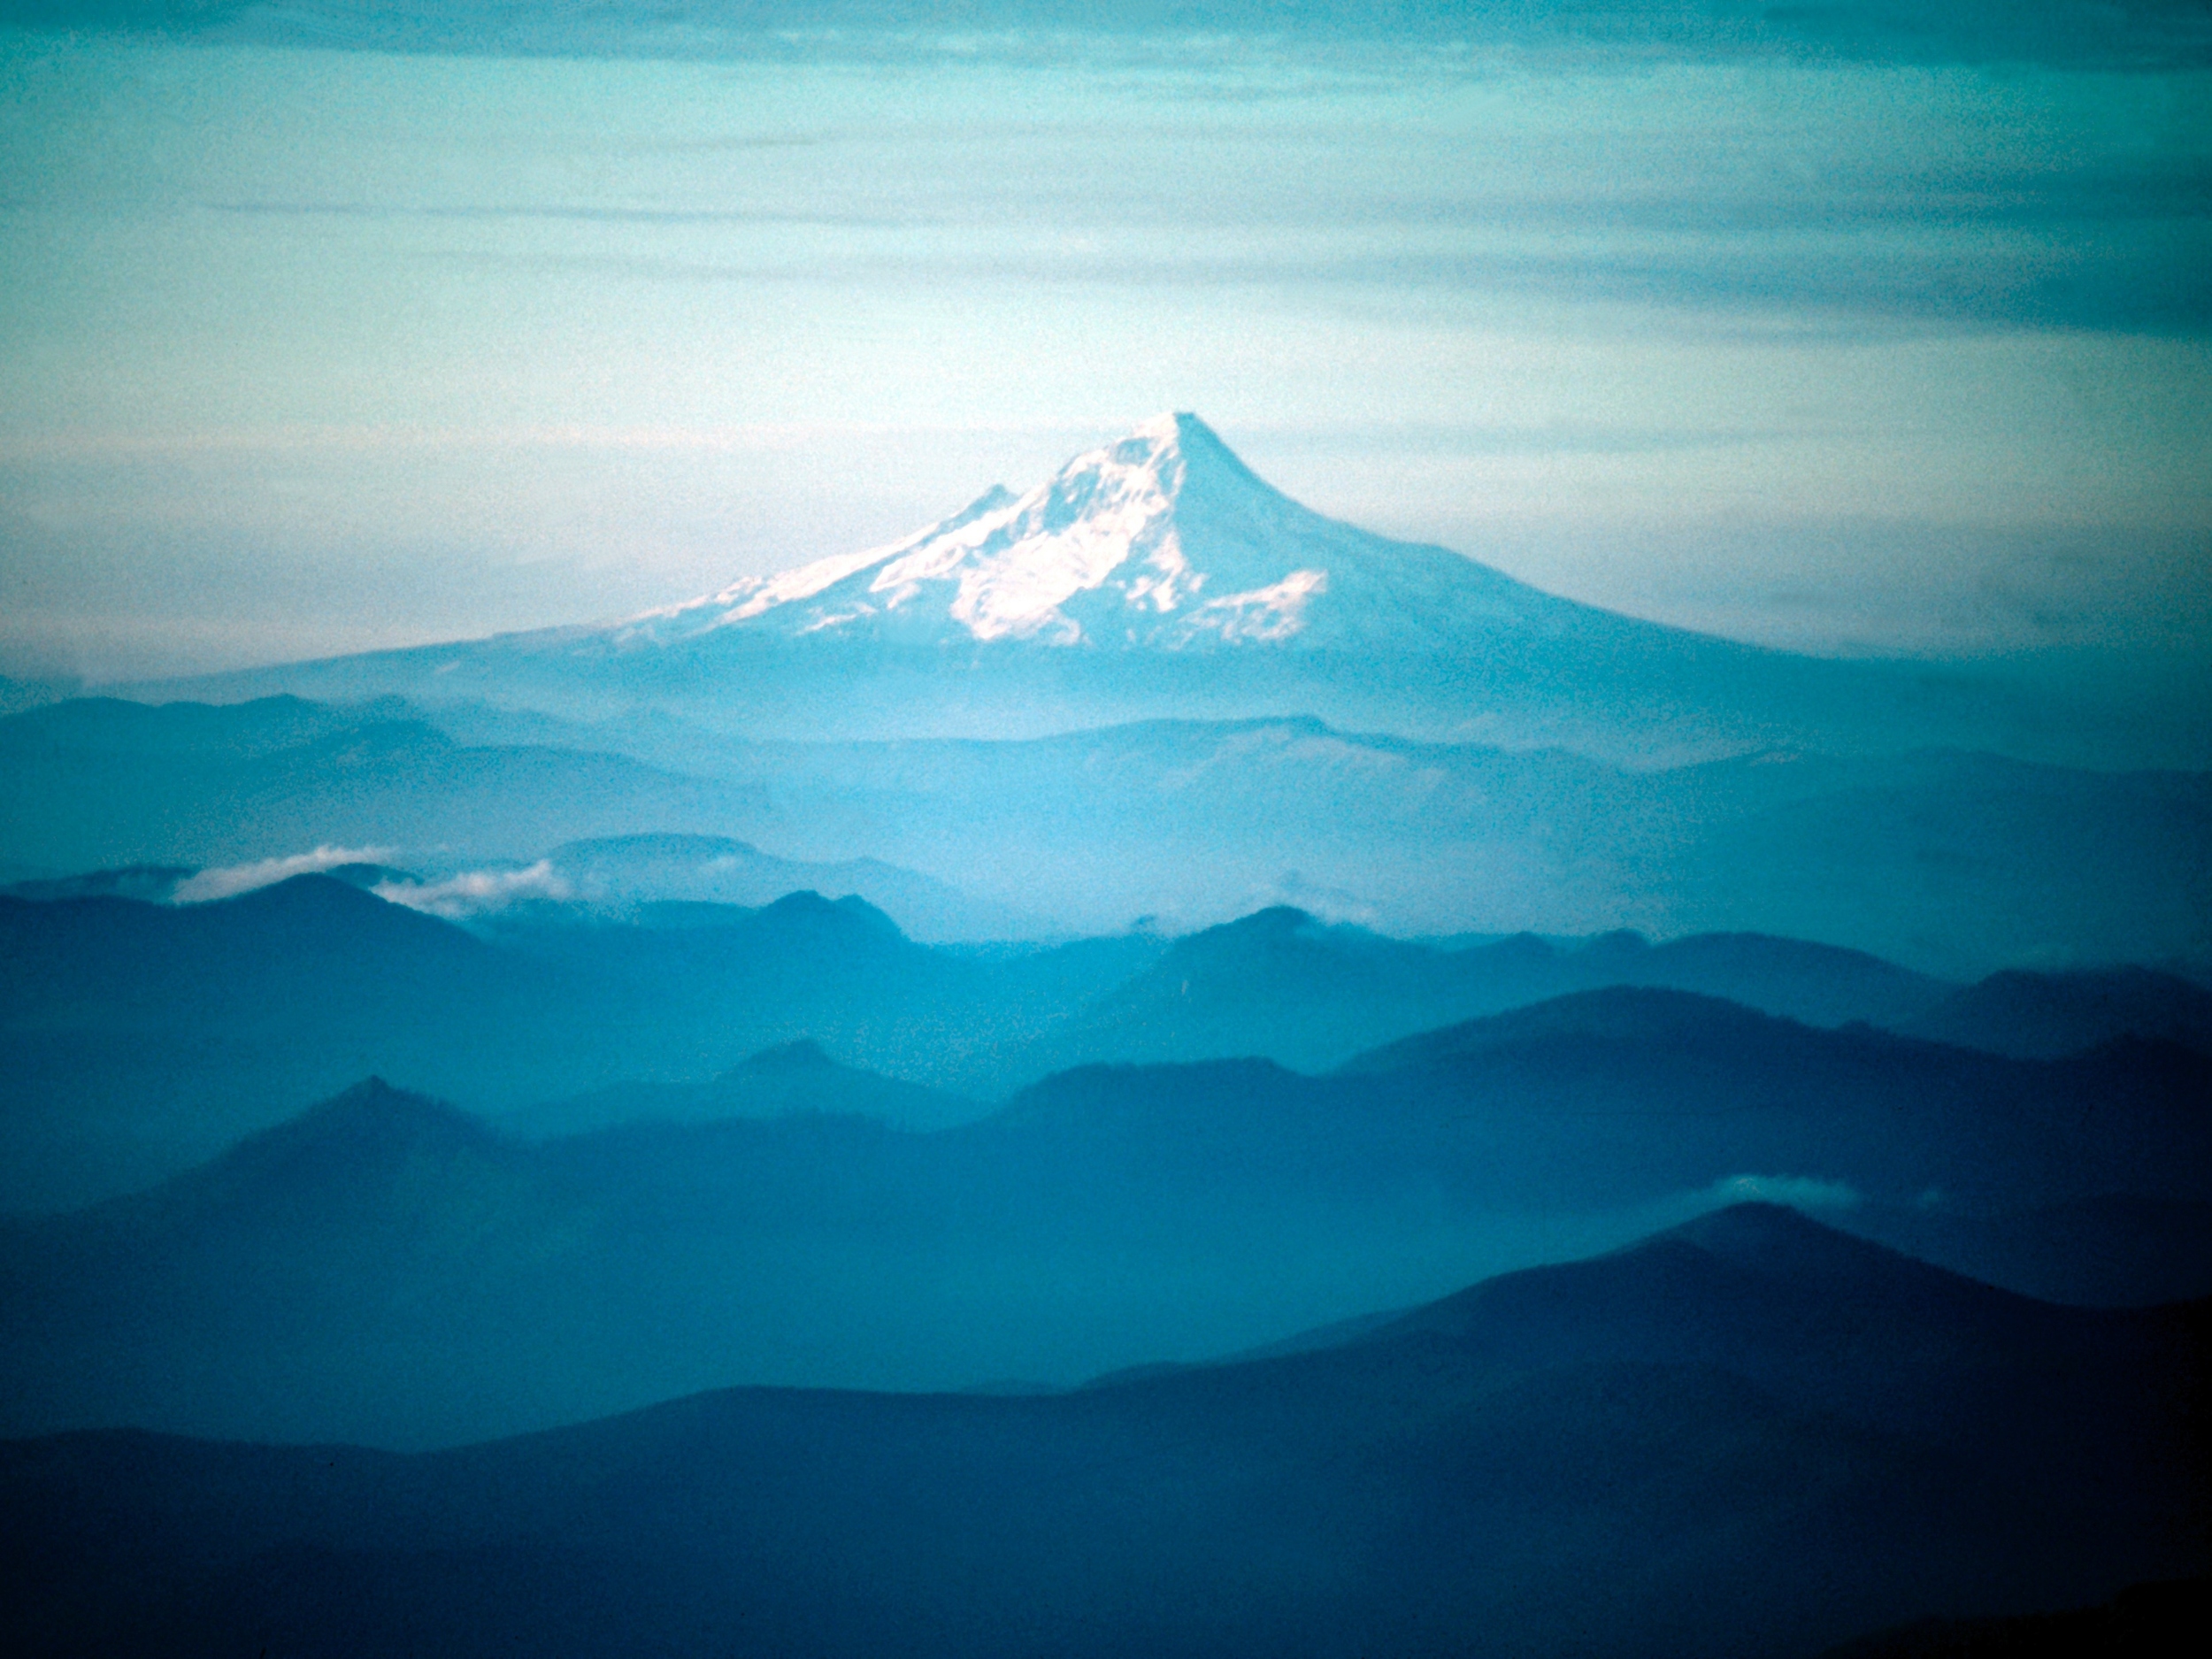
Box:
[146,414,2018,758]
[619,412,1577,655]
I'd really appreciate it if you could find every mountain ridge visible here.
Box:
[3,1203,2201,1659]
[7,1010,2209,1448]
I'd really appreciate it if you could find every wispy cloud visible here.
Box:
[205,201,900,228]
[171,844,397,903]
[20,4,2212,72]
[358,157,2211,336]
[1702,1174,1863,1210]
[0,419,1087,464]
[374,860,571,918]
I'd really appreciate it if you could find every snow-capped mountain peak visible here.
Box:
[625,413,1558,652]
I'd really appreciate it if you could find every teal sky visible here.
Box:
[3,5,2208,680]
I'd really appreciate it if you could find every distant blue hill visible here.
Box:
[0,873,1136,1210]
[502,1038,987,1139]
[7,693,2207,977]
[0,693,770,874]
[3,848,2202,1212]
[4,1002,2205,1447]
[995,908,1948,1085]
[1902,966,2212,1059]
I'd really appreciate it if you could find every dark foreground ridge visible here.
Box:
[4,1204,2203,1659]
[1819,1577,2212,1657]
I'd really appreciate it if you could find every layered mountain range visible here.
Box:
[6,963,2208,1443]
[8,692,2206,974]
[7,413,2210,1652]
[22,416,2192,970]
[6,863,2208,1214]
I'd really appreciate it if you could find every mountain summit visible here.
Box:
[141,415,2043,757]
[619,413,1573,654]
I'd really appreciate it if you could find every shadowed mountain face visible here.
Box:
[1903,967,2212,1060]
[502,1039,986,1139]
[0,853,1981,1210]
[1831,1196,2212,1310]
[1327,988,2212,1215]
[0,875,565,1204]
[2,1205,2201,1659]
[1819,1578,2212,1659]
[5,996,2207,1448]
[993,910,1950,1085]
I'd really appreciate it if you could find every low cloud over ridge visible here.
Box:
[171,845,396,904]
[374,860,572,918]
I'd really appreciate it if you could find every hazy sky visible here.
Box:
[3,4,2208,680]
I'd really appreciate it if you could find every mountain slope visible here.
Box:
[988,910,1951,1087]
[1831,1195,2212,1310]
[531,832,1030,941]
[131,418,2154,765]
[1902,966,2212,1059]
[625,412,1584,655]
[502,1039,986,1139]
[608,714,2209,976]
[1325,987,2212,1211]
[11,695,2205,975]
[0,876,602,1208]
[2,1207,2200,1659]
[0,694,771,873]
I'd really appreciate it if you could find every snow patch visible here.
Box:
[722,544,899,621]
[611,411,1556,655]
[1183,569,1327,643]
